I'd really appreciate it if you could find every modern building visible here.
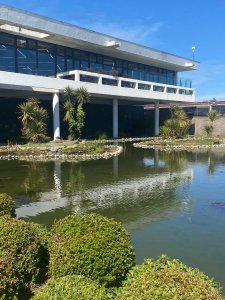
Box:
[0,4,199,141]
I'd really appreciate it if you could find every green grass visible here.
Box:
[138,137,225,148]
[0,142,115,157]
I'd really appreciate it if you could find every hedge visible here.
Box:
[115,255,223,300]
[0,216,49,299]
[0,193,15,217]
[32,275,112,300]
[49,213,135,286]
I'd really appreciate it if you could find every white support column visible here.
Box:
[53,92,60,140]
[154,101,159,136]
[113,98,118,138]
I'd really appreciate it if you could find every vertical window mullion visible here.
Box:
[35,40,38,75]
[14,35,18,73]
[54,44,57,76]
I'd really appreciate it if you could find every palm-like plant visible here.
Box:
[208,109,217,123]
[64,86,76,102]
[18,98,48,143]
[63,86,90,140]
[205,109,217,136]
[18,98,38,126]
[74,87,90,105]
[63,101,76,140]
[170,105,186,120]
[160,105,190,139]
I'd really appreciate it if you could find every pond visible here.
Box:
[0,143,225,289]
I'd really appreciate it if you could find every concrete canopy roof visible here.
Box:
[0,4,199,72]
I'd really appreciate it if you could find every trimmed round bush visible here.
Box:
[0,256,21,300]
[0,216,49,299]
[32,275,111,300]
[49,213,135,286]
[116,255,223,300]
[0,193,15,217]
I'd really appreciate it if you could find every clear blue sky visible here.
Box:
[1,0,225,101]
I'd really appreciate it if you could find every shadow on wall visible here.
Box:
[0,99,147,142]
[0,98,52,143]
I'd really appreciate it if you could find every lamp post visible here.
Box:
[192,46,196,60]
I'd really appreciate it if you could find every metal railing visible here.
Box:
[57,70,195,97]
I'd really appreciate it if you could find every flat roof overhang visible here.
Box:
[0,4,199,72]
[0,71,195,105]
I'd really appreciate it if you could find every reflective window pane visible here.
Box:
[56,46,65,73]
[37,41,55,76]
[0,32,179,85]
[17,48,37,74]
[27,39,36,50]
[0,44,15,72]
[65,48,73,71]
[0,32,14,46]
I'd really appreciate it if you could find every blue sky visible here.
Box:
[1,0,225,101]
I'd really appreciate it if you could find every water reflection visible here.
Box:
[1,146,224,218]
[11,146,196,230]
[1,146,225,226]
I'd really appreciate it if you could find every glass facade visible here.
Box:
[0,31,178,85]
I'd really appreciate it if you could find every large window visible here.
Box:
[17,37,37,74]
[56,45,65,73]
[90,54,103,72]
[0,31,178,85]
[0,33,15,72]
[74,50,88,71]
[37,41,55,76]
[103,56,116,74]
[66,48,73,71]
[128,62,139,79]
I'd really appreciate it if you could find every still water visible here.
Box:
[0,143,225,288]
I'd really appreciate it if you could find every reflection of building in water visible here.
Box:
[54,162,62,194]
[16,165,193,230]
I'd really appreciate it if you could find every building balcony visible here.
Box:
[57,70,195,102]
[0,69,195,104]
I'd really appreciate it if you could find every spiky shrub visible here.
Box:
[18,98,48,143]
[32,275,111,300]
[206,109,217,136]
[0,216,49,299]
[159,125,171,139]
[116,255,223,300]
[205,124,214,137]
[208,109,217,123]
[49,213,135,286]
[63,100,76,140]
[0,193,15,217]
[63,86,90,140]
[160,105,190,139]
[75,103,85,140]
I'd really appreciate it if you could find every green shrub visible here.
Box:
[160,105,190,139]
[32,275,111,300]
[49,213,135,286]
[160,125,171,139]
[116,255,223,300]
[0,256,21,300]
[97,131,108,140]
[0,193,15,217]
[18,98,49,143]
[0,216,49,299]
[205,124,213,137]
